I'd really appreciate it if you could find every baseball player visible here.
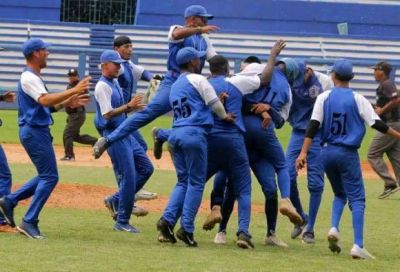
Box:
[367,61,400,199]
[287,61,333,243]
[94,49,150,233]
[93,4,218,158]
[104,35,156,212]
[61,68,98,161]
[0,87,16,231]
[0,38,90,239]
[156,47,234,247]
[296,58,400,259]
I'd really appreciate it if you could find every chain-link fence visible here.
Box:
[60,0,136,25]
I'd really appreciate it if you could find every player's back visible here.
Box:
[320,87,366,148]
[208,76,244,134]
[169,73,213,128]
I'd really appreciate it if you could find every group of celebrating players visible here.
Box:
[1,4,399,261]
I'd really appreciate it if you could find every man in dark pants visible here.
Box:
[367,61,400,199]
[61,69,97,161]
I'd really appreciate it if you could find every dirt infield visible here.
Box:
[2,143,383,179]
[9,183,264,215]
[3,143,174,171]
[1,143,388,215]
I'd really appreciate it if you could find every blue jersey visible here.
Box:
[94,76,126,131]
[209,74,260,134]
[169,73,218,128]
[17,68,53,127]
[289,66,324,130]
[312,87,379,148]
[118,61,145,103]
[118,61,135,103]
[167,25,214,75]
[209,76,243,133]
[244,67,291,119]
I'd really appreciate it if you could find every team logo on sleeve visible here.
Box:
[308,85,321,98]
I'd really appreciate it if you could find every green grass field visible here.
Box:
[0,110,398,272]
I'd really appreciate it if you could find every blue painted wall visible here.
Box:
[0,0,61,21]
[135,0,400,39]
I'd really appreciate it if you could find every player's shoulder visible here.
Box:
[186,73,207,83]
[20,70,39,83]
[317,89,332,100]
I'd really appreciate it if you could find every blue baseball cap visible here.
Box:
[277,57,300,83]
[176,47,206,65]
[100,50,124,64]
[22,38,51,57]
[331,58,353,78]
[184,5,214,19]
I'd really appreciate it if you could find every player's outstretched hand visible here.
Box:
[223,112,236,123]
[200,25,220,34]
[261,111,271,129]
[296,153,307,171]
[128,94,145,111]
[74,76,92,94]
[1,91,16,103]
[270,40,286,57]
[251,103,271,115]
[67,94,90,108]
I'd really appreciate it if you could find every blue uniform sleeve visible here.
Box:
[141,70,153,82]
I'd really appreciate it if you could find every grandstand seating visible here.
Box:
[1,19,400,111]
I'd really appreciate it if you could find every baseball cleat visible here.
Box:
[0,197,16,227]
[327,227,341,254]
[156,218,177,244]
[214,231,227,244]
[93,137,108,159]
[176,228,198,247]
[132,205,149,217]
[350,244,375,260]
[265,233,288,248]
[17,220,44,239]
[104,197,117,221]
[152,127,164,160]
[202,205,222,231]
[236,232,254,249]
[113,222,140,233]
[60,156,75,161]
[302,231,316,244]
[135,189,158,201]
[157,231,172,243]
[291,220,307,239]
[279,198,303,225]
[378,186,400,199]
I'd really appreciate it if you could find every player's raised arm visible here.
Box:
[260,40,286,87]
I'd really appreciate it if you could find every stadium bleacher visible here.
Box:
[1,19,400,109]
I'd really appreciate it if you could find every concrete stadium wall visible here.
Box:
[135,0,400,39]
[0,0,61,21]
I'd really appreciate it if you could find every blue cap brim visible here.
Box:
[43,42,52,49]
[202,14,214,19]
[111,59,124,64]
